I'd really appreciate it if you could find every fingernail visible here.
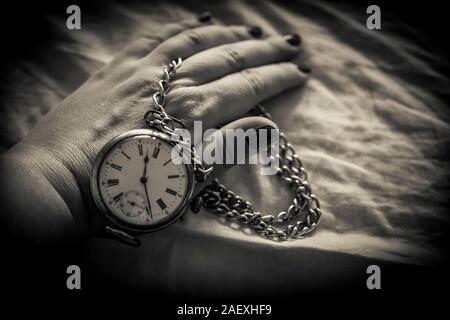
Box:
[285,33,302,46]
[198,12,212,23]
[298,64,311,73]
[248,25,263,37]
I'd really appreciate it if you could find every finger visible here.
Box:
[195,116,278,191]
[169,62,308,128]
[148,24,262,64]
[118,13,213,60]
[175,34,301,87]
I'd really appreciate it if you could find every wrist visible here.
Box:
[0,142,87,244]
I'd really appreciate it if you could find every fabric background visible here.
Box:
[1,0,449,294]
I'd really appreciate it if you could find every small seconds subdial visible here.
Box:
[96,133,189,228]
[120,191,146,218]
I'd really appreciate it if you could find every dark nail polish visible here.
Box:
[198,12,212,23]
[285,33,302,46]
[248,25,263,37]
[298,65,311,73]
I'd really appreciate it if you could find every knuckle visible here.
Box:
[161,19,200,37]
[223,46,245,69]
[118,68,159,96]
[94,59,134,82]
[228,25,249,41]
[184,91,209,116]
[124,37,159,57]
[181,29,204,46]
[137,36,157,45]
[136,71,160,90]
[137,36,160,48]
[240,69,265,96]
[158,23,181,37]
[171,21,196,33]
[171,77,196,91]
[168,89,208,120]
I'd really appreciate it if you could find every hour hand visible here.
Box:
[143,149,149,176]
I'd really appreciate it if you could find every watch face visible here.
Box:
[91,130,194,232]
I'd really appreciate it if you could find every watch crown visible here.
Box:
[190,196,204,213]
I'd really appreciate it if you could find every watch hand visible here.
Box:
[141,148,153,219]
[143,148,149,177]
[128,201,145,210]
[143,182,153,219]
[136,203,145,210]
[145,206,152,220]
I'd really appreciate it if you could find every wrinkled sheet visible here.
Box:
[1,0,449,293]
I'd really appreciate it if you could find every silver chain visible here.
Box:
[144,57,213,182]
[147,58,322,241]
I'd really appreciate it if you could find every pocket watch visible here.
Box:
[91,129,196,235]
[91,58,322,246]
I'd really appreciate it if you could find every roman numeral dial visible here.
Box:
[96,134,189,228]
[153,144,161,158]
[110,163,122,171]
[107,179,119,186]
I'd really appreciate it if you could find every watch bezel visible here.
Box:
[90,129,195,233]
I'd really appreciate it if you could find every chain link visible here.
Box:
[144,57,213,182]
[147,58,322,241]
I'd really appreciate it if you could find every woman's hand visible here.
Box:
[0,15,308,244]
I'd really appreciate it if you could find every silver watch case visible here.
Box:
[90,129,195,233]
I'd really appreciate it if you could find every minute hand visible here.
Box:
[141,150,153,219]
[143,183,153,219]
